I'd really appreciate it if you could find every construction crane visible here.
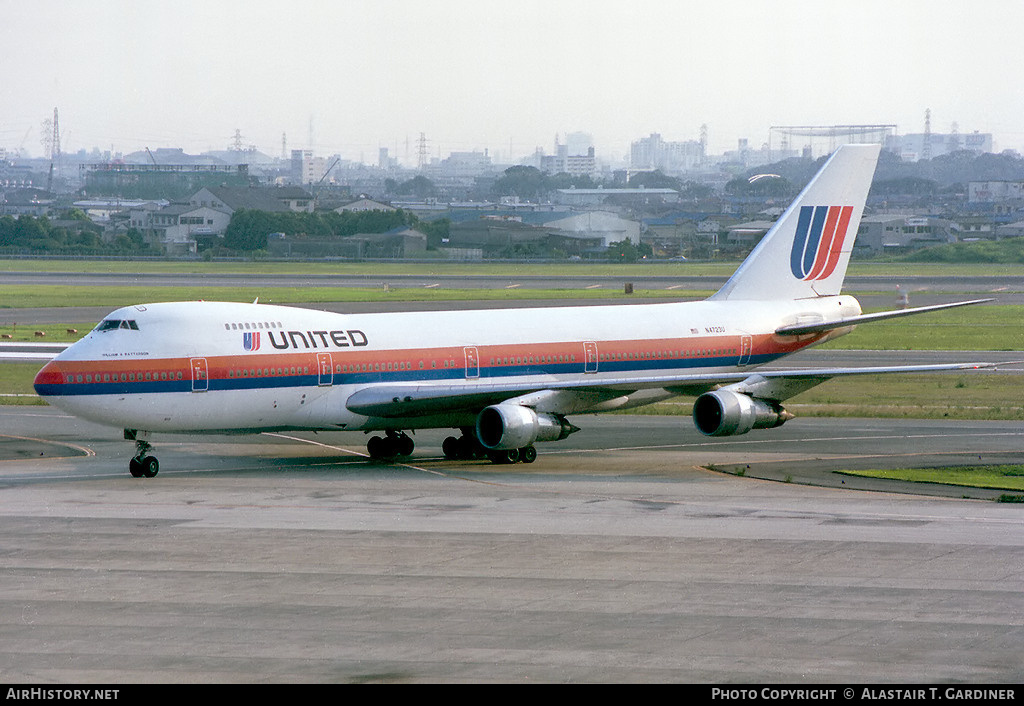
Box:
[312,157,340,200]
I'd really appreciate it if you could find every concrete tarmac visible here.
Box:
[1,406,1022,683]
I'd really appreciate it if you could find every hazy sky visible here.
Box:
[3,0,1023,164]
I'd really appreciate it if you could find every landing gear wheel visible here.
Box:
[520,445,537,464]
[367,431,415,460]
[442,433,485,460]
[488,448,520,465]
[367,435,387,459]
[442,436,460,459]
[395,432,415,457]
[129,438,158,477]
[139,456,159,478]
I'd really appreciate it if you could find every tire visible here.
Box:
[397,434,414,456]
[442,436,460,459]
[367,436,385,459]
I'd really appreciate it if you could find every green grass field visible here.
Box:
[5,257,1024,278]
[837,465,1024,492]
[819,305,1024,351]
[0,283,711,311]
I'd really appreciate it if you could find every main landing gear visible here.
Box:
[127,437,159,478]
[441,430,537,464]
[366,430,415,460]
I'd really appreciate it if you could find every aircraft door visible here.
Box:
[738,335,752,366]
[190,358,208,392]
[317,352,334,386]
[583,341,598,374]
[464,346,480,379]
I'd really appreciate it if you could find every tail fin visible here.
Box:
[710,143,881,301]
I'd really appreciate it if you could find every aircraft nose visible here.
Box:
[34,360,63,398]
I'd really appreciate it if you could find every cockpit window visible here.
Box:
[95,319,139,332]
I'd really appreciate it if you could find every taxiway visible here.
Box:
[1,406,1022,683]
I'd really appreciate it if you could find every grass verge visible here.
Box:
[836,466,1024,492]
[0,284,709,310]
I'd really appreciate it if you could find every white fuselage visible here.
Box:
[34,296,860,435]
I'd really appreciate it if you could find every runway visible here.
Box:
[2,406,1022,682]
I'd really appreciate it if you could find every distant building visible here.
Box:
[543,211,639,247]
[423,151,494,179]
[533,133,598,178]
[888,132,993,162]
[968,181,1024,204]
[444,211,639,258]
[553,186,678,207]
[335,198,397,213]
[995,219,1024,239]
[267,227,427,259]
[949,216,997,241]
[855,214,954,252]
[0,188,54,216]
[128,203,229,255]
[725,220,776,249]
[190,186,313,214]
[76,198,166,225]
[630,133,704,173]
[290,150,339,185]
[81,162,251,200]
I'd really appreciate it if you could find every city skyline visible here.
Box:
[3,0,1024,163]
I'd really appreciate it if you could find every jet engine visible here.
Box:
[476,404,575,450]
[692,389,792,437]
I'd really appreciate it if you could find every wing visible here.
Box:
[345,361,997,418]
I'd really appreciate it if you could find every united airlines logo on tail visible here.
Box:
[243,332,260,351]
[790,205,854,280]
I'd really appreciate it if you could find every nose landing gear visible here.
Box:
[125,430,159,478]
[128,439,159,478]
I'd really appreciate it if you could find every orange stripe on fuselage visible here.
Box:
[40,331,826,388]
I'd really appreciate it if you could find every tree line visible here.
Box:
[0,211,155,254]
[223,208,450,251]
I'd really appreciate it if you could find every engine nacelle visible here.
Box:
[476,404,574,450]
[692,389,791,437]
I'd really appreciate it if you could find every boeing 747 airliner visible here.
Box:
[34,144,992,476]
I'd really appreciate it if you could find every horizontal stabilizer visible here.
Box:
[774,298,993,336]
